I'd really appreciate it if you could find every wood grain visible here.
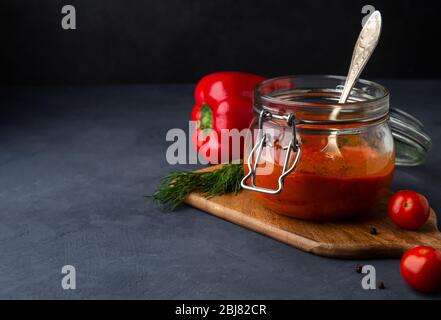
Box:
[184,165,441,259]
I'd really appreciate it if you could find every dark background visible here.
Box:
[1,1,441,300]
[2,0,441,85]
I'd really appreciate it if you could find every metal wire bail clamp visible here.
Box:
[240,110,302,195]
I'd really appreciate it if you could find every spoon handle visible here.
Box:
[339,11,382,103]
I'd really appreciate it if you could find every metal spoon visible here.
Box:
[339,10,382,103]
[324,11,382,157]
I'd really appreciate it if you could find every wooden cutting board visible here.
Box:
[184,165,441,259]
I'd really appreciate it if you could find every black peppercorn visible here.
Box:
[370,226,378,235]
[379,281,386,289]
[355,265,363,273]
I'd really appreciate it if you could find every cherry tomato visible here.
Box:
[388,190,430,230]
[400,246,441,293]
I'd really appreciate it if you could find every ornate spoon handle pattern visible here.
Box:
[339,11,382,103]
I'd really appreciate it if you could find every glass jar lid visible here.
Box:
[389,108,432,166]
[254,75,431,166]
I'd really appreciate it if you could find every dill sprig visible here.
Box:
[153,164,244,210]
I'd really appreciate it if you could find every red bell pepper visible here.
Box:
[191,71,266,164]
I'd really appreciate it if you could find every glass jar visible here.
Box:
[241,75,407,221]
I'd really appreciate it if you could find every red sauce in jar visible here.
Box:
[248,135,394,221]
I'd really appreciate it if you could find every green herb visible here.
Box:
[153,164,244,210]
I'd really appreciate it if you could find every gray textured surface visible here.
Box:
[0,81,440,299]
